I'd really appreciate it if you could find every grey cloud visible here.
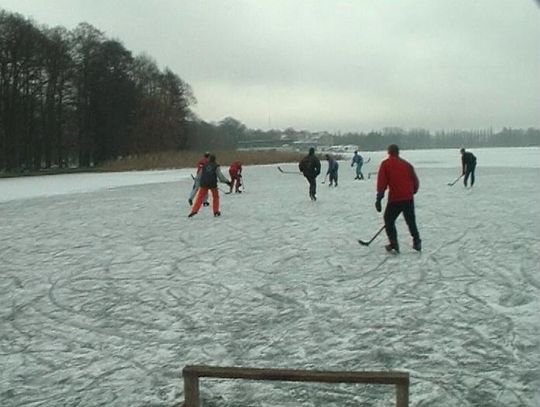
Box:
[2,0,538,131]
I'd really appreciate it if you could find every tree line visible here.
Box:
[0,10,195,171]
[335,127,540,151]
[205,122,540,151]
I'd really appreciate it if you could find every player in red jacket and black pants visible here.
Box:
[376,144,421,253]
[228,161,243,193]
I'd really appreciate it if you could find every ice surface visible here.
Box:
[1,148,539,406]
[0,169,193,203]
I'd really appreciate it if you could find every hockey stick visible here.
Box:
[239,175,245,192]
[367,172,377,179]
[238,174,246,192]
[447,174,464,186]
[277,166,301,174]
[358,225,385,246]
[235,175,244,192]
[321,174,328,184]
[226,176,244,194]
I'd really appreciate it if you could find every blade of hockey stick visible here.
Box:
[447,174,464,186]
[358,225,385,246]
[277,166,300,174]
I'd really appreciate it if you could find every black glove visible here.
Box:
[226,181,232,187]
[375,200,382,213]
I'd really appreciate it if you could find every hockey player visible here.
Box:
[228,160,243,193]
[188,155,231,218]
[351,151,364,180]
[188,152,210,206]
[375,144,421,253]
[460,148,477,187]
[299,147,321,201]
[325,154,339,186]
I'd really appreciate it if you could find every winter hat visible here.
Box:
[309,147,315,155]
[387,144,399,156]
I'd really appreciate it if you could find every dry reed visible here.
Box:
[98,149,309,172]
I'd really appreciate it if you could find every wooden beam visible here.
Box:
[181,365,409,407]
[183,365,408,385]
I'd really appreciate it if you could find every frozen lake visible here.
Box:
[1,147,539,406]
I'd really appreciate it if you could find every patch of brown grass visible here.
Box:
[98,149,309,172]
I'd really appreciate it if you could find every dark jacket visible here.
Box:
[299,153,321,178]
[377,155,419,203]
[326,158,339,175]
[461,152,477,173]
[351,154,363,166]
[200,162,228,188]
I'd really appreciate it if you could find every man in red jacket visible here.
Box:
[228,160,243,193]
[376,144,421,253]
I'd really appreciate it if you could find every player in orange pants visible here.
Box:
[191,187,220,215]
[188,154,231,217]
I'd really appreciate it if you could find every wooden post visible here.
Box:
[396,382,409,407]
[183,373,200,407]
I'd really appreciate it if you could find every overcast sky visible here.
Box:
[1,0,539,132]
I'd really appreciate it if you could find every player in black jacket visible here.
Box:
[299,147,321,201]
[460,148,477,187]
[189,155,231,217]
